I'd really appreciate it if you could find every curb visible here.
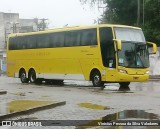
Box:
[0,101,66,120]
[149,75,160,81]
[149,79,160,81]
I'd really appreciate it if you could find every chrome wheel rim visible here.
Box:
[94,75,100,85]
[21,73,26,82]
[30,74,35,82]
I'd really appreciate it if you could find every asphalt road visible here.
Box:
[0,76,160,129]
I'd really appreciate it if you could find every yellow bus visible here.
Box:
[7,24,157,87]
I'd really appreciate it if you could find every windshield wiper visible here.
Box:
[136,44,148,67]
[136,53,145,67]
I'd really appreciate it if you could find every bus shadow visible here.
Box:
[18,80,134,93]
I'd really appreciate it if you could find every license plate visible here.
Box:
[133,77,139,80]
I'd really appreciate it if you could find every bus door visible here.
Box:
[99,27,117,81]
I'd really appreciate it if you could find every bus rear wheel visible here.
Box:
[119,82,130,87]
[20,70,29,83]
[91,71,104,87]
[29,69,36,83]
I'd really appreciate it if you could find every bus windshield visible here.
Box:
[118,42,149,68]
[114,27,145,42]
[114,28,149,68]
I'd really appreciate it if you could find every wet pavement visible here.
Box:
[0,76,160,129]
[0,100,65,119]
[75,110,160,129]
[102,110,159,120]
[78,103,110,110]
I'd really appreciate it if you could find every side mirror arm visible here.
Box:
[113,39,122,51]
[147,42,157,54]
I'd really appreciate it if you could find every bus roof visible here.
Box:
[8,24,141,37]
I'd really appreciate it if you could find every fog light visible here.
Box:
[118,69,128,74]
[145,71,150,74]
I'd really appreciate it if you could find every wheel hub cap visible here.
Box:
[21,73,26,81]
[94,75,99,84]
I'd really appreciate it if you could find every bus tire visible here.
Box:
[119,82,130,87]
[91,70,104,87]
[29,69,36,83]
[119,82,130,91]
[20,70,29,83]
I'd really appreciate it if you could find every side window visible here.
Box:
[36,35,42,48]
[20,36,27,49]
[50,33,56,47]
[100,27,116,68]
[50,32,65,47]
[65,31,81,47]
[44,34,51,48]
[57,33,65,47]
[65,32,72,47]
[26,36,37,49]
[81,29,97,46]
[9,38,16,50]
[16,37,24,50]
[37,34,50,48]
[9,37,26,50]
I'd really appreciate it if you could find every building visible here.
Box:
[0,12,19,73]
[19,18,38,33]
[0,12,39,73]
[0,12,19,49]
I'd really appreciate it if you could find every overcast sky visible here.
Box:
[0,0,102,28]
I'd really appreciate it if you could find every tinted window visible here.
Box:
[26,36,37,49]
[36,34,51,48]
[9,37,26,50]
[50,32,65,47]
[20,37,27,49]
[65,31,81,47]
[100,27,116,68]
[9,38,17,50]
[8,29,97,50]
[9,36,36,50]
[100,28,113,43]
[16,37,25,50]
[81,29,97,46]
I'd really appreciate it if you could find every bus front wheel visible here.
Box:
[20,70,29,83]
[91,71,104,87]
[119,82,130,87]
[119,82,130,91]
[29,69,36,83]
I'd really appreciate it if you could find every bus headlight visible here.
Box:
[145,71,150,74]
[118,69,128,74]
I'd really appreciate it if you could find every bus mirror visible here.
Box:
[147,42,157,54]
[113,39,122,51]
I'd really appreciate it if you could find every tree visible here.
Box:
[80,0,138,25]
[143,0,160,45]
[102,0,138,26]
[80,0,160,46]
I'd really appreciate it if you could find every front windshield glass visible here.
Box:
[115,27,145,42]
[115,28,149,68]
[118,42,149,68]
